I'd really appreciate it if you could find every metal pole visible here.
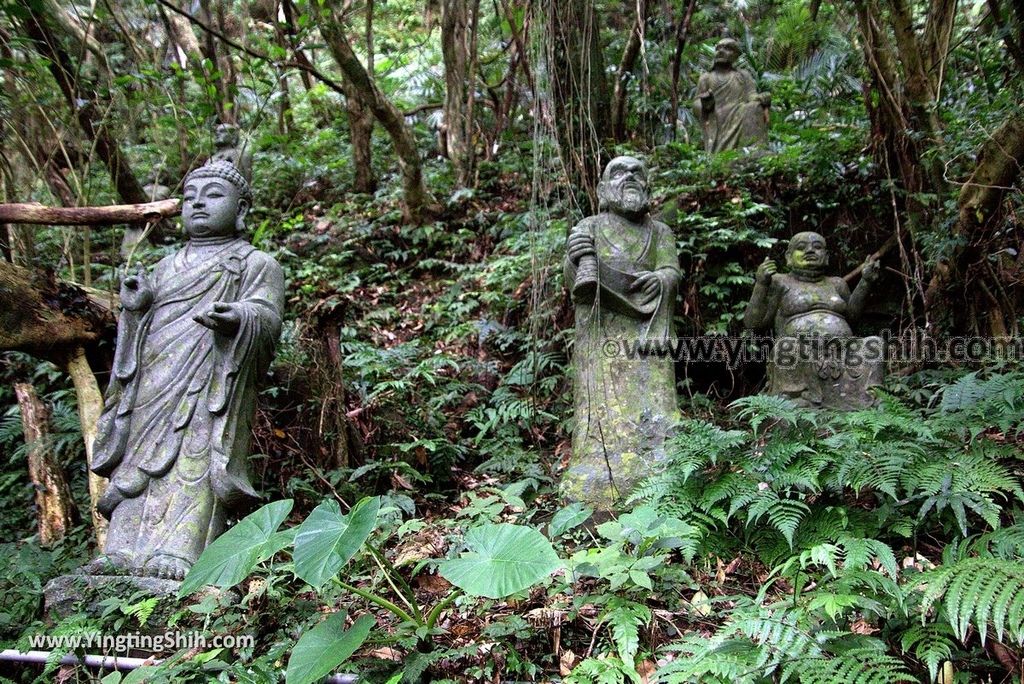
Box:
[0,650,357,682]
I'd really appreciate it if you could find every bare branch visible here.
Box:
[154,0,350,97]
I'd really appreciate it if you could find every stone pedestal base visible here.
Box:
[769,335,885,410]
[44,573,182,618]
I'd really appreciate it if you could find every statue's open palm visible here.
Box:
[194,302,241,335]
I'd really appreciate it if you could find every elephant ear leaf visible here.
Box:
[180,499,294,596]
[439,523,562,599]
[285,612,374,684]
[293,496,380,589]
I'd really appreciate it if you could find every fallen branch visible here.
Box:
[0,198,180,226]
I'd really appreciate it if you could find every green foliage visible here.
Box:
[549,502,593,538]
[293,497,381,589]
[2,0,1022,680]
[656,609,918,683]
[438,523,561,599]
[922,557,1024,645]
[286,612,375,684]
[900,623,956,683]
[179,499,294,595]
[631,368,1024,683]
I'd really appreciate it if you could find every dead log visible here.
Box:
[14,383,79,545]
[0,260,113,363]
[0,262,113,544]
[64,347,108,547]
[0,199,180,226]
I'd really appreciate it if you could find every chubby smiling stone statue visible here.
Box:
[744,232,884,409]
[85,160,284,581]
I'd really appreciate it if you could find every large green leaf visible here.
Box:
[439,523,562,599]
[285,612,374,684]
[293,496,380,589]
[549,502,593,538]
[180,499,293,596]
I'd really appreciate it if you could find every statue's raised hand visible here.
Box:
[120,269,153,312]
[756,258,777,285]
[861,255,881,283]
[194,302,242,336]
[631,271,662,305]
[567,231,596,266]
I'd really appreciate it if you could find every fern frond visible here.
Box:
[838,537,899,579]
[784,647,916,684]
[703,473,758,513]
[733,610,820,671]
[921,557,1024,645]
[900,622,956,683]
[654,635,765,684]
[975,523,1024,559]
[730,395,815,434]
[601,598,651,667]
[748,490,810,547]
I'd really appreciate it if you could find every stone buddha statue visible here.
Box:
[744,232,884,409]
[85,160,284,580]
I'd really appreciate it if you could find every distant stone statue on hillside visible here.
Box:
[563,156,681,509]
[85,160,283,581]
[121,166,172,258]
[744,231,884,409]
[694,38,771,152]
[211,123,253,183]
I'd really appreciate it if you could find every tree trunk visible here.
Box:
[14,383,79,546]
[20,6,148,206]
[198,0,236,123]
[611,0,646,142]
[41,0,111,79]
[985,0,1024,70]
[855,2,927,205]
[315,4,439,223]
[441,0,481,187]
[885,0,949,195]
[923,114,1024,335]
[277,65,294,135]
[0,161,34,267]
[546,0,611,210]
[669,0,698,140]
[346,88,378,194]
[957,114,1024,237]
[279,0,333,127]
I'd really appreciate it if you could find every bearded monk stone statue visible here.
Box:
[694,38,770,153]
[563,156,681,509]
[85,160,284,580]
[744,232,884,410]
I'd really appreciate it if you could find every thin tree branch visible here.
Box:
[154,0,351,97]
